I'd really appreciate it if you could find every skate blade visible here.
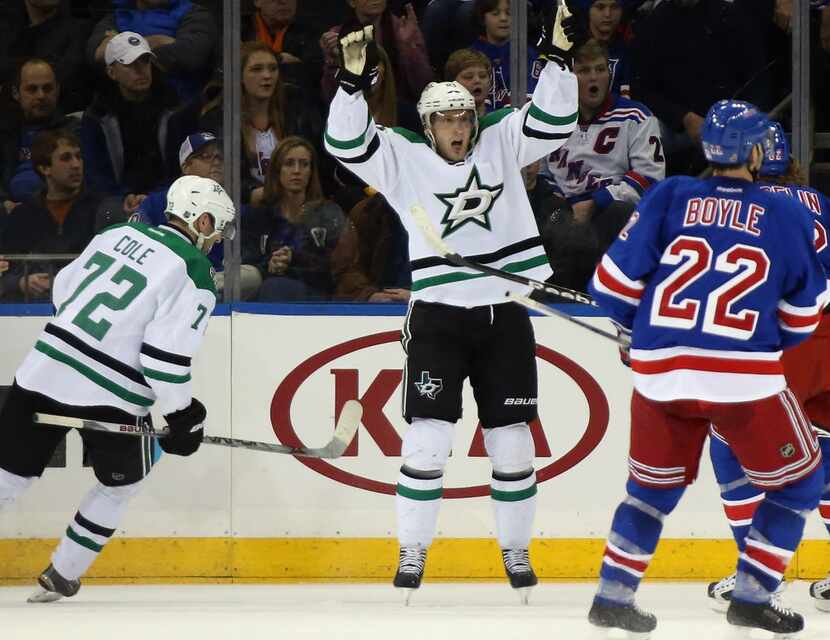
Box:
[708,598,730,614]
[727,626,801,640]
[395,587,416,606]
[586,626,651,640]
[515,586,533,605]
[27,587,63,603]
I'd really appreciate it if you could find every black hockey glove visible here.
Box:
[537,0,588,71]
[336,25,380,95]
[161,398,206,457]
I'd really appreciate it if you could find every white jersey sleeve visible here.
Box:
[483,62,578,168]
[139,271,216,416]
[324,89,401,193]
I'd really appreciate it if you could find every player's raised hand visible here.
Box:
[538,0,588,70]
[336,25,379,95]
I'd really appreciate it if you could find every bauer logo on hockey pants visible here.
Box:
[504,398,537,406]
[270,331,609,498]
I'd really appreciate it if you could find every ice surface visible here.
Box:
[2,581,830,640]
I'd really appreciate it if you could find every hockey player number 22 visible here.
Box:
[60,251,148,341]
[650,236,770,340]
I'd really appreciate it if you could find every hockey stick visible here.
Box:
[506,293,627,346]
[410,205,598,307]
[32,400,362,459]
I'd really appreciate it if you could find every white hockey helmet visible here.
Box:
[417,81,478,148]
[165,175,236,253]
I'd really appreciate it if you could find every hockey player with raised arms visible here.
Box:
[0,175,235,602]
[587,102,829,637]
[324,0,584,603]
[705,121,830,612]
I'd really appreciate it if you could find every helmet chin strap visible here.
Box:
[194,230,219,254]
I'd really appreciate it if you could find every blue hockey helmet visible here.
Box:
[701,100,771,166]
[759,121,790,177]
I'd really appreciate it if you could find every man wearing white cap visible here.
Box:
[81,31,181,201]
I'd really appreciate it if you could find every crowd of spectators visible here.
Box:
[0,0,827,303]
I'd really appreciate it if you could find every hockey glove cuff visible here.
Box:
[336,25,380,95]
[161,398,206,457]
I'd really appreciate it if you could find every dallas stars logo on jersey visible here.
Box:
[435,167,504,238]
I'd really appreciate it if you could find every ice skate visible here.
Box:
[27,564,80,603]
[707,573,787,614]
[501,548,537,604]
[393,546,426,605]
[726,597,803,638]
[588,596,656,639]
[809,573,830,612]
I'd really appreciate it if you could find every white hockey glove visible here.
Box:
[336,25,379,95]
[537,0,588,70]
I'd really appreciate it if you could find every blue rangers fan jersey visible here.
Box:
[545,95,665,209]
[588,175,829,403]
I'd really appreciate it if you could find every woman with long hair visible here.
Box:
[242,136,346,301]
[199,41,322,206]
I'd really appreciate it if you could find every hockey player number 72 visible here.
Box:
[650,236,770,340]
[57,251,148,341]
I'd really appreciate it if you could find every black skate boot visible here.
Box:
[809,573,830,612]
[27,564,81,603]
[393,546,426,605]
[501,549,537,604]
[588,596,657,639]
[726,598,804,636]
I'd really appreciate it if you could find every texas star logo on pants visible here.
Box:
[414,371,443,399]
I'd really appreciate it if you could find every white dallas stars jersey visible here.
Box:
[15,222,216,417]
[545,95,664,209]
[325,62,578,307]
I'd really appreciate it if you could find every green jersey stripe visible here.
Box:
[324,113,372,150]
[396,483,443,501]
[66,525,104,552]
[143,367,191,384]
[490,484,538,502]
[411,254,549,292]
[35,341,154,407]
[527,104,578,127]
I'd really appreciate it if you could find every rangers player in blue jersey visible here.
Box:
[585,101,829,638]
[705,121,830,613]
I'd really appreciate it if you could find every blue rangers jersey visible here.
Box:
[588,175,829,403]
[759,182,830,279]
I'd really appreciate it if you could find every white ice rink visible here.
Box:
[2,581,830,640]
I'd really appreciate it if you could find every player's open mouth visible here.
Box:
[451,141,464,153]
[589,85,600,95]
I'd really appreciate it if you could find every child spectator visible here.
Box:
[444,48,492,117]
[470,0,542,110]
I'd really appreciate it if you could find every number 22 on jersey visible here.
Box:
[650,235,770,340]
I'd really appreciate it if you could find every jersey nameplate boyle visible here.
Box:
[436,166,504,238]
